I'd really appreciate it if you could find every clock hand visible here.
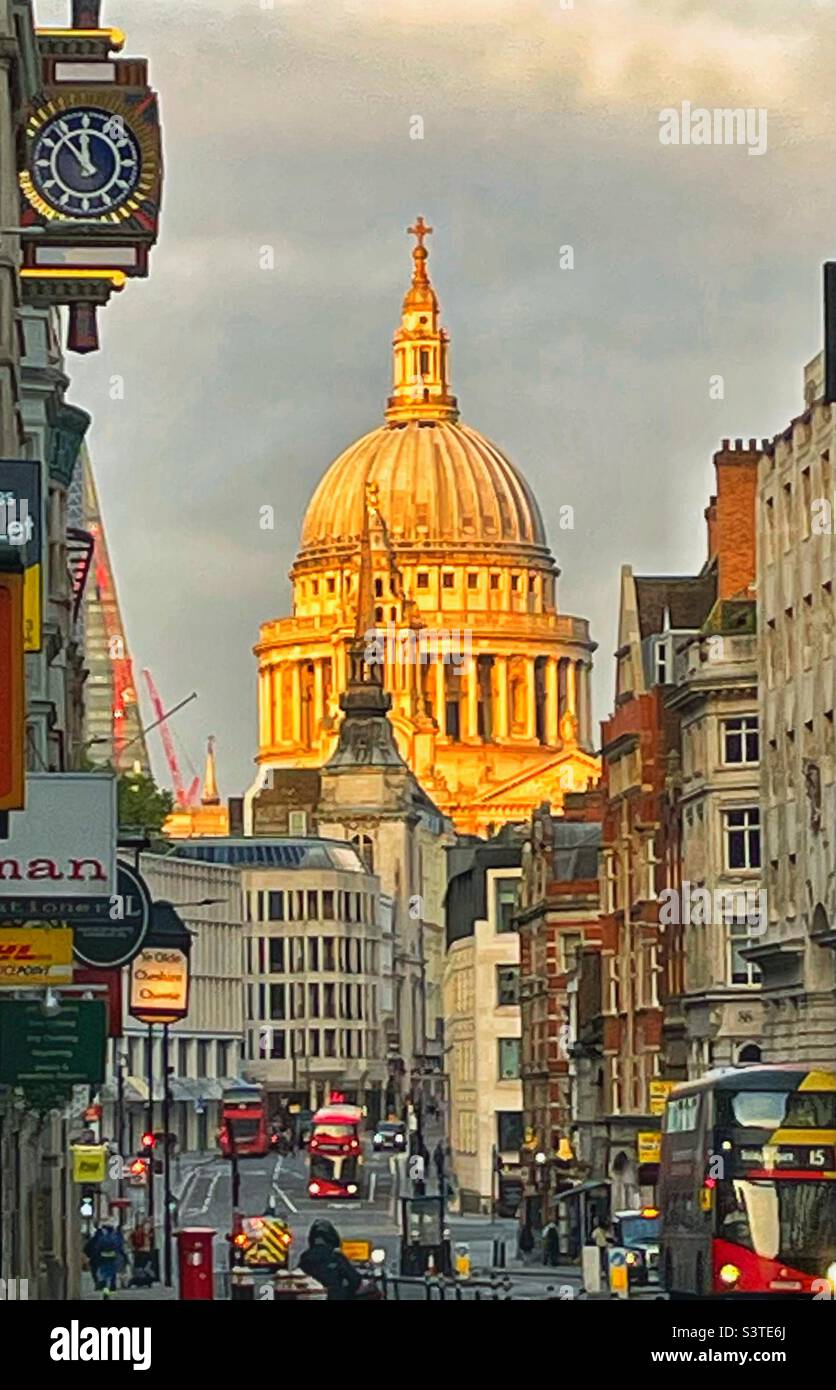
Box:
[66,134,97,177]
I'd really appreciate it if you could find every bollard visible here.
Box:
[230,1268,255,1301]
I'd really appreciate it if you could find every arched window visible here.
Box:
[351,834,374,874]
[736,1043,762,1064]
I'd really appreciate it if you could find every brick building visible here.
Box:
[516,791,603,1230]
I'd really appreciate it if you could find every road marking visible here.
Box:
[272,1155,283,1187]
[275,1187,298,1214]
[369,1171,377,1203]
[200,1170,220,1215]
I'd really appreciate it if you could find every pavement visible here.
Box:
[84,1142,585,1301]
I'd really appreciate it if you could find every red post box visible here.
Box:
[176,1227,216,1300]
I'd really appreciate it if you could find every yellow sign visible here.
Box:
[72,1144,107,1184]
[649,1080,676,1116]
[341,1240,371,1263]
[0,924,72,986]
[23,563,42,652]
[637,1131,661,1163]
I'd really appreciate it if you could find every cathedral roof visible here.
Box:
[297,219,551,566]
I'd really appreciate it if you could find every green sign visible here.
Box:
[0,1000,106,1087]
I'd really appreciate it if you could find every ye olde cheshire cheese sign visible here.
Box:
[129,947,189,1024]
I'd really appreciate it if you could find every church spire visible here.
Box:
[385,217,459,424]
[201,735,220,806]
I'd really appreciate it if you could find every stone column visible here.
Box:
[291,662,302,745]
[566,659,577,719]
[580,662,592,747]
[465,657,479,739]
[434,659,446,736]
[545,656,559,747]
[494,655,509,738]
[272,664,284,743]
[313,658,324,732]
[524,657,537,740]
[258,669,270,748]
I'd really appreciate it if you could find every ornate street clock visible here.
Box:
[17,3,163,353]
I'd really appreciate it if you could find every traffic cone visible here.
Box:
[427,1252,436,1275]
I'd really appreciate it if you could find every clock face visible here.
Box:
[31,106,142,217]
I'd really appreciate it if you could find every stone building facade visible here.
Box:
[753,351,836,1061]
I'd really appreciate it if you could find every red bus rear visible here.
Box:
[307,1103,363,1199]
[219,1083,269,1158]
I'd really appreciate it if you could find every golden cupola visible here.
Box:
[253,220,600,836]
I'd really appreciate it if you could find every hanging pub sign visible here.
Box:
[129,945,189,1025]
[72,861,151,968]
[17,2,164,353]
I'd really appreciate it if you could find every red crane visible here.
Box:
[141,668,200,809]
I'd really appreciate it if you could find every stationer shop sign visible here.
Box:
[0,999,106,1088]
[0,773,116,898]
[72,862,152,969]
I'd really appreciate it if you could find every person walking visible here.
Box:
[298,1219,363,1301]
[432,1139,446,1192]
[542,1219,560,1267]
[85,1217,126,1297]
[518,1222,535,1265]
[591,1217,613,1287]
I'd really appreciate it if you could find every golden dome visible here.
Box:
[298,419,549,563]
[297,217,550,569]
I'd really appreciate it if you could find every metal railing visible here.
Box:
[376,1271,515,1301]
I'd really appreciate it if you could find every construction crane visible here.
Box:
[90,521,139,772]
[142,668,200,809]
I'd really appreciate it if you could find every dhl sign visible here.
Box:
[0,925,73,986]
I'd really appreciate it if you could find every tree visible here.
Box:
[117,769,173,830]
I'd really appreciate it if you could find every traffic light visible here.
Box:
[140,1132,156,1157]
[129,1157,148,1181]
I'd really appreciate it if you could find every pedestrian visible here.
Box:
[590,1217,612,1285]
[518,1223,535,1265]
[85,1217,126,1297]
[432,1139,445,1189]
[542,1220,560,1267]
[298,1219,363,1301]
[128,1217,153,1287]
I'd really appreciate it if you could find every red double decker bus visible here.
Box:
[307,1102,363,1199]
[219,1082,269,1159]
[659,1064,836,1297]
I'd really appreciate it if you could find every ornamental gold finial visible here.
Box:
[408,216,433,283]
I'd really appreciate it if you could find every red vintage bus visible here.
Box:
[219,1082,269,1159]
[659,1064,836,1297]
[307,1103,363,1199]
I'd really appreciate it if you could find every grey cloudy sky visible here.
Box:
[38,0,836,796]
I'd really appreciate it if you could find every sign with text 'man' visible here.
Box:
[0,924,73,987]
[129,946,189,1024]
[0,773,116,898]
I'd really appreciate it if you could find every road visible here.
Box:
[164,1145,583,1300]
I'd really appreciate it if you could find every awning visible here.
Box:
[554,1179,611,1203]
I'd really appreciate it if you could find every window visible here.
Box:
[352,834,374,873]
[268,891,284,921]
[510,574,519,591]
[728,914,763,987]
[269,984,285,1020]
[309,1028,320,1058]
[327,576,335,593]
[725,807,761,870]
[308,982,320,1017]
[496,966,520,1006]
[324,1029,337,1058]
[467,571,478,589]
[322,890,335,920]
[419,348,430,375]
[270,1030,286,1059]
[723,716,759,765]
[374,577,383,597]
[269,938,284,973]
[416,572,429,589]
[494,878,518,933]
[498,1037,521,1080]
[323,937,335,971]
[323,982,336,1017]
[197,1040,210,1076]
[496,1111,523,1154]
[561,932,582,973]
[307,890,318,919]
[490,573,500,590]
[655,640,668,685]
[308,937,319,971]
[442,572,454,588]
